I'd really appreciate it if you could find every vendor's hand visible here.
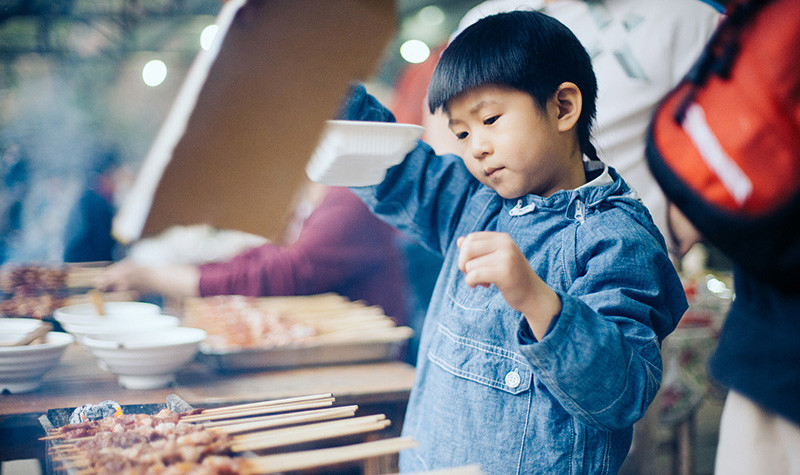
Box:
[96,259,147,293]
[96,260,200,299]
[667,203,703,258]
[457,232,561,339]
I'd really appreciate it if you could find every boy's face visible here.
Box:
[446,84,584,199]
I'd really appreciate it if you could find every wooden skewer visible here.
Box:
[252,293,353,307]
[233,419,391,453]
[301,311,391,325]
[201,405,356,427]
[87,289,105,316]
[52,454,85,462]
[313,317,395,333]
[1,322,52,347]
[304,326,413,345]
[180,398,335,423]
[231,414,390,452]
[203,405,358,432]
[65,291,137,305]
[48,445,79,453]
[40,433,94,441]
[198,393,332,414]
[279,306,387,321]
[242,436,418,474]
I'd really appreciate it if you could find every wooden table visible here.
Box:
[0,343,416,472]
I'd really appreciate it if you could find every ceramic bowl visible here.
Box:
[53,301,161,323]
[60,314,181,342]
[0,319,75,394]
[80,327,206,390]
[54,301,168,339]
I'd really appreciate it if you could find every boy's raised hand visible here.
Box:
[457,232,561,339]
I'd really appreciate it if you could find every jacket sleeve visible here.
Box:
[341,84,478,254]
[518,211,687,430]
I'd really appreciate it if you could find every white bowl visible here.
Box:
[306,120,424,186]
[61,314,181,342]
[81,327,206,390]
[0,319,74,394]
[54,301,161,324]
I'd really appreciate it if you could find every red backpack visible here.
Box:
[646,0,800,292]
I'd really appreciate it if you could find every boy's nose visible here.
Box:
[470,136,492,159]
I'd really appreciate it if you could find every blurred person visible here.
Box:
[450,0,723,255]
[342,10,686,472]
[644,0,800,472]
[98,184,409,327]
[63,146,130,263]
[0,141,29,263]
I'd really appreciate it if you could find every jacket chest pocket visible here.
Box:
[428,324,532,395]
[444,271,503,312]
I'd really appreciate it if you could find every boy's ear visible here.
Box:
[553,82,582,133]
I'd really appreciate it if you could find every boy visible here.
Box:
[342,11,686,473]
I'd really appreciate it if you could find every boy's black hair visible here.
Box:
[428,10,599,160]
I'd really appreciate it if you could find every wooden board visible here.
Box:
[113,0,397,243]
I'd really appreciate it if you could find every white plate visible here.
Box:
[306,120,424,186]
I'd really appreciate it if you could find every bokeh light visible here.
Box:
[418,5,445,26]
[399,39,430,64]
[142,59,167,87]
[200,24,219,51]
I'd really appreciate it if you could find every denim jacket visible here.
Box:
[344,86,687,474]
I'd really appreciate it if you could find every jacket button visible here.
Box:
[505,370,521,389]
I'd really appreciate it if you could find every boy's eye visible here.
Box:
[454,131,469,140]
[483,115,499,126]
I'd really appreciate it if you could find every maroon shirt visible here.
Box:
[198,187,408,324]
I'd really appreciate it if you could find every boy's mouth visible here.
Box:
[484,166,503,177]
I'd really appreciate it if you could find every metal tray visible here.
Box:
[197,339,407,372]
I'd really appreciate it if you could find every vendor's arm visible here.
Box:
[198,187,401,302]
[517,213,687,431]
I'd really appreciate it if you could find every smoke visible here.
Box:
[1,61,102,263]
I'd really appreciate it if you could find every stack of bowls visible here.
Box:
[0,318,74,394]
[305,120,425,186]
[54,301,206,389]
[54,302,176,342]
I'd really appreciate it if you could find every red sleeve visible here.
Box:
[198,187,407,320]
